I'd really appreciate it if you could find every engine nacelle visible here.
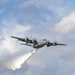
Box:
[53,42,58,46]
[25,38,30,43]
[46,42,53,47]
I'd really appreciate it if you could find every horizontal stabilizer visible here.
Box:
[20,43,32,46]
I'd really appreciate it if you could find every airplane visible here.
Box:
[11,36,66,49]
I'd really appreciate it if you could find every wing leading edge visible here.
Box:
[11,36,25,42]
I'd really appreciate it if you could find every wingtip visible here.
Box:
[62,44,66,46]
[11,36,13,38]
[64,43,66,45]
[11,36,14,38]
[11,36,17,38]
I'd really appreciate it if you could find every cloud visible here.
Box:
[0,18,34,70]
[0,0,75,75]
[54,11,75,33]
[13,0,66,29]
[1,19,32,35]
[20,0,63,8]
[20,1,33,8]
[0,50,37,70]
[0,19,32,54]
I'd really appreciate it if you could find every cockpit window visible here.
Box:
[43,39,47,42]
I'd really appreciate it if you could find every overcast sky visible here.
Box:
[0,0,75,75]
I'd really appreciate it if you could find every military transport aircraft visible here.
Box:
[11,36,66,49]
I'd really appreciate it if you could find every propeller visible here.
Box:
[45,40,53,47]
[33,38,38,44]
[53,41,58,46]
[25,37,38,44]
[32,38,37,42]
[25,36,30,43]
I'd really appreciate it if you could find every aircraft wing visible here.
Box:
[46,41,66,47]
[11,36,25,42]
[11,36,36,44]
[53,42,66,46]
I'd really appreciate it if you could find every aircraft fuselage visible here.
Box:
[33,41,46,49]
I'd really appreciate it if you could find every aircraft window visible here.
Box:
[43,39,47,42]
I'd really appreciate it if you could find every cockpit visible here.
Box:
[43,39,47,43]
